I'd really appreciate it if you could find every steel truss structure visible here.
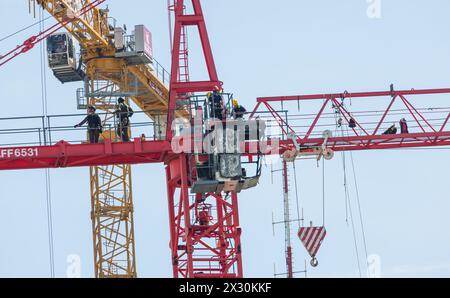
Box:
[164,0,243,278]
[252,88,450,153]
[86,70,137,278]
[165,155,243,278]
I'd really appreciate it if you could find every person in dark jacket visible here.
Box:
[349,118,357,128]
[383,124,398,135]
[207,89,225,120]
[115,97,134,142]
[399,118,409,134]
[74,105,103,144]
[232,99,247,119]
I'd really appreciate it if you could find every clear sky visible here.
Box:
[1,0,450,278]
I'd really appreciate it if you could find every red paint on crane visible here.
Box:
[165,0,243,278]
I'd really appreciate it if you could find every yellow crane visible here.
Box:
[28,0,185,277]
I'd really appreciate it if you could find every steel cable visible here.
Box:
[0,16,52,43]
[39,8,55,278]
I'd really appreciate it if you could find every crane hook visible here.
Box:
[310,257,319,267]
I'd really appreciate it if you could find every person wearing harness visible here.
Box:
[74,105,103,144]
[232,99,247,120]
[207,89,225,120]
[115,97,134,142]
[399,118,409,134]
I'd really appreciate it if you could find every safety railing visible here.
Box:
[0,110,167,148]
[0,105,286,150]
[153,57,171,86]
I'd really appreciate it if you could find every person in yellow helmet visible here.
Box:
[232,99,247,119]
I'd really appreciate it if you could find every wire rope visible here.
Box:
[39,8,55,278]
[321,158,325,226]
[341,147,363,277]
[349,151,370,273]
[339,105,370,277]
[292,162,303,228]
[0,16,52,43]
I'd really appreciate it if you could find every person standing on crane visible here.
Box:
[207,87,225,120]
[400,118,409,134]
[232,99,247,119]
[74,105,103,144]
[115,97,134,142]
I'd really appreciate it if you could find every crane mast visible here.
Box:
[165,0,245,278]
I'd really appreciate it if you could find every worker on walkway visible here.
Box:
[383,124,398,135]
[232,99,247,119]
[207,88,225,120]
[400,118,409,134]
[74,105,103,144]
[115,97,134,142]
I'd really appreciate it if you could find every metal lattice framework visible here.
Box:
[33,0,111,53]
[252,88,450,153]
[1,1,107,67]
[165,155,243,278]
[90,164,136,277]
[164,0,243,278]
[86,66,137,278]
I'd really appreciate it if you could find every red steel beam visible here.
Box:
[170,81,222,93]
[281,131,450,153]
[0,139,170,171]
[257,88,450,103]
[241,131,450,156]
[166,0,221,140]
[2,131,450,171]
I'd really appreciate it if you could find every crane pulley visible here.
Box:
[283,130,335,162]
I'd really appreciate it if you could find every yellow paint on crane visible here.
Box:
[35,0,189,122]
